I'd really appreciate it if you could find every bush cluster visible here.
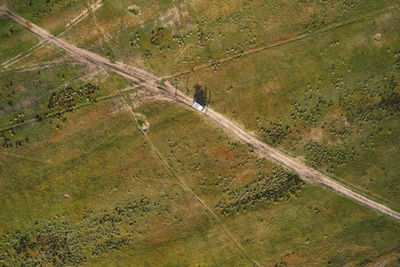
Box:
[0,196,151,266]
[0,134,13,149]
[17,0,78,20]
[304,141,358,171]
[290,94,332,127]
[47,82,99,110]
[215,167,303,215]
[339,76,399,122]
[260,121,290,145]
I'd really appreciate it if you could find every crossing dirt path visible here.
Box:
[5,9,400,226]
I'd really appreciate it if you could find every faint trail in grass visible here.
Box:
[84,0,112,43]
[1,40,45,69]
[0,151,52,164]
[60,0,103,38]
[8,59,78,73]
[0,85,142,133]
[0,171,10,185]
[163,5,400,80]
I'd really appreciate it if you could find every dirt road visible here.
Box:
[1,0,103,69]
[6,10,400,222]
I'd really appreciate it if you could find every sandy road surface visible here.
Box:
[6,10,400,223]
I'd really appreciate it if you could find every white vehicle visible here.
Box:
[192,101,206,113]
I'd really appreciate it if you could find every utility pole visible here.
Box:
[206,87,212,114]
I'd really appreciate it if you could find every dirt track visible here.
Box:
[1,0,103,69]
[5,10,400,222]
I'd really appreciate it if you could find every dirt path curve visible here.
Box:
[6,10,400,224]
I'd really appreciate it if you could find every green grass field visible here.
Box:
[1,99,400,266]
[1,0,400,265]
[0,17,39,63]
[4,0,93,35]
[171,7,400,210]
[57,0,399,75]
[10,0,397,210]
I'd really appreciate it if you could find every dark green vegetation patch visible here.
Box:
[216,168,303,215]
[0,196,150,266]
